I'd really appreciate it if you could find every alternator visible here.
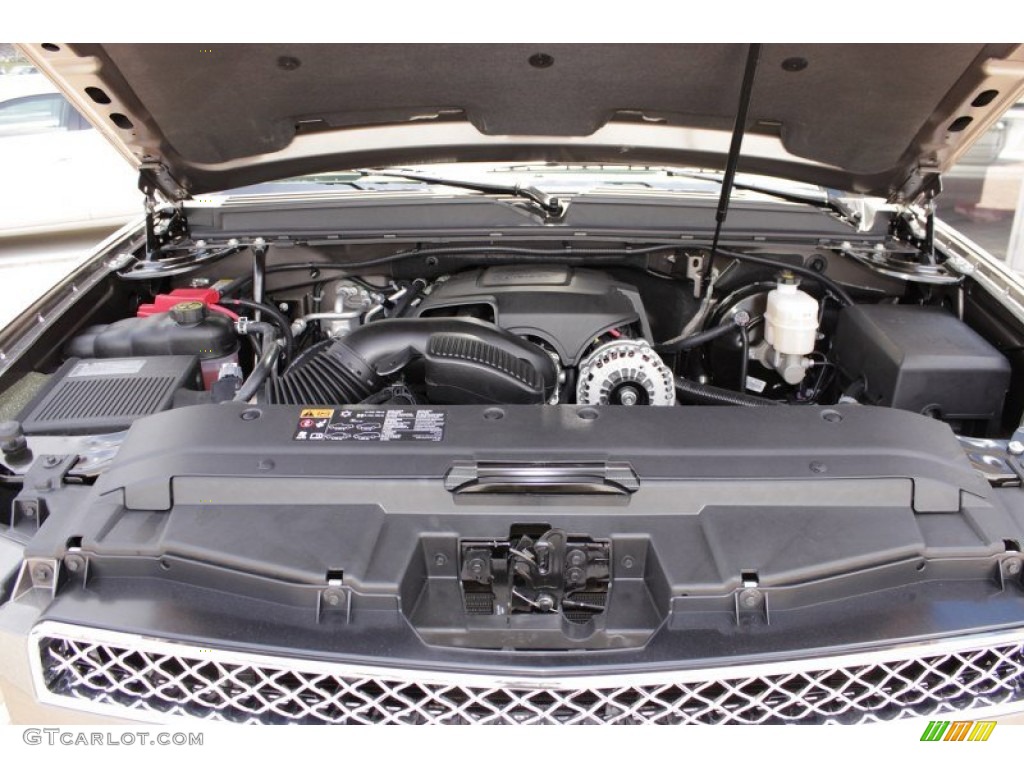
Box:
[576,339,675,406]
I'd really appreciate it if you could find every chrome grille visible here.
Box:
[31,623,1024,724]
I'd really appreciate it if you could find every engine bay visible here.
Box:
[2,223,1024,651]
[4,243,1017,442]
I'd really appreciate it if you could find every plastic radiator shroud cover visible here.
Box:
[43,402,1021,654]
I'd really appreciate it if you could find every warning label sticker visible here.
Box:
[68,359,146,378]
[293,408,446,442]
[300,408,335,418]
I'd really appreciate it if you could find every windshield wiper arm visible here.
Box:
[667,169,895,234]
[357,168,564,218]
[666,169,831,209]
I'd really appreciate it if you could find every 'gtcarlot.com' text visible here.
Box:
[23,729,204,747]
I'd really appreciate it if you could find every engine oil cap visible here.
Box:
[170,300,208,325]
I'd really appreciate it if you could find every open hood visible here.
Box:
[19,43,1024,203]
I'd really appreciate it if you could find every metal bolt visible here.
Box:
[536,593,556,612]
[619,387,639,406]
[22,502,37,517]
[65,555,84,573]
[1008,441,1024,456]
[740,588,763,608]
[621,556,635,569]
[566,549,586,567]
[469,558,485,575]
[566,567,585,584]
[323,590,341,607]
[433,553,448,567]
[33,564,53,583]
[1005,559,1023,576]
[43,455,61,468]
[105,253,132,270]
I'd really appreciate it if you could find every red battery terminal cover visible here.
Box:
[137,288,239,320]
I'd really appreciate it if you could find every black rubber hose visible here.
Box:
[656,318,739,353]
[675,376,780,406]
[390,278,427,318]
[232,320,281,401]
[219,298,294,365]
[234,337,285,402]
[715,248,854,306]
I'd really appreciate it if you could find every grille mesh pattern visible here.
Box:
[36,630,1024,725]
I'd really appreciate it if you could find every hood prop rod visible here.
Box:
[701,43,762,299]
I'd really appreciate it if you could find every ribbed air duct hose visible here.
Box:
[268,342,376,404]
[266,318,558,405]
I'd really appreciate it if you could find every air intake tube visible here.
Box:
[266,318,558,405]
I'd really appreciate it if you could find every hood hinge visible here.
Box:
[829,193,906,233]
[138,164,190,258]
[138,161,190,204]
[894,162,942,207]
[890,175,942,253]
[138,161,190,201]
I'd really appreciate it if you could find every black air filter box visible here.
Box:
[21,356,200,435]
[832,304,1010,422]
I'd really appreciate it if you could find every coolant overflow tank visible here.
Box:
[66,303,239,389]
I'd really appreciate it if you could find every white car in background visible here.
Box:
[0,74,140,236]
